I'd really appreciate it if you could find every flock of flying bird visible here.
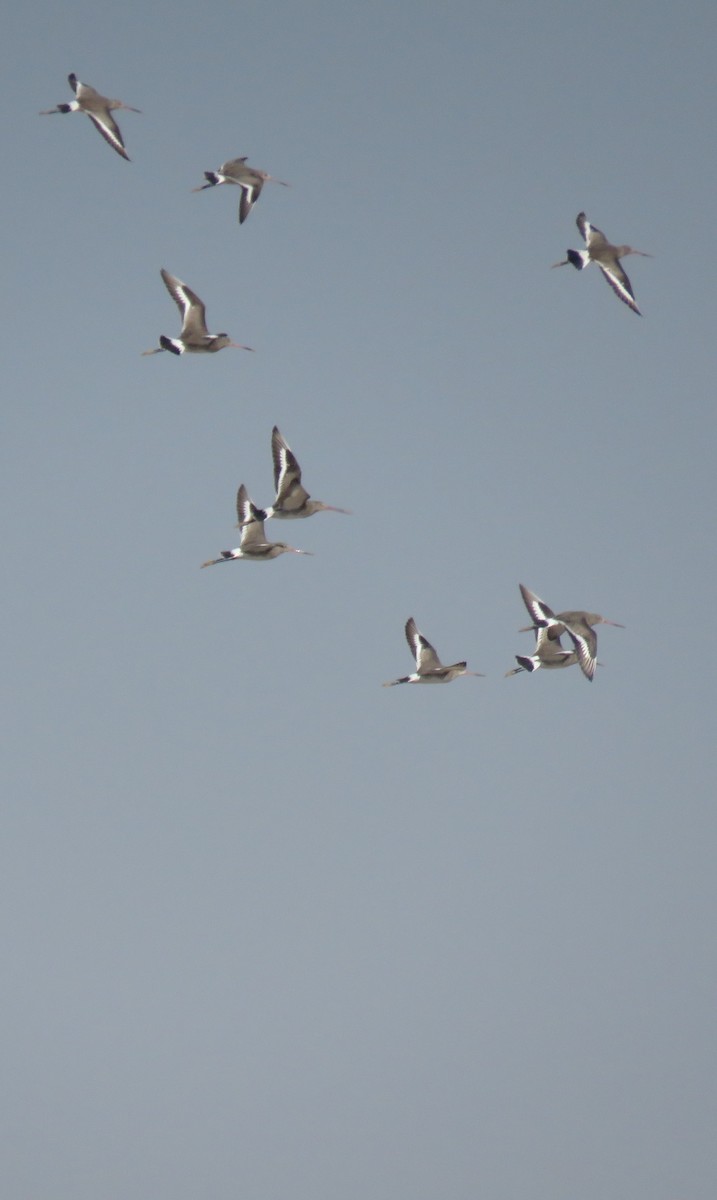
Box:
[40,72,636,686]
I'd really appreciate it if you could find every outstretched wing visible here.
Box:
[565,624,597,681]
[519,583,558,628]
[219,157,249,175]
[576,212,608,251]
[238,179,263,224]
[236,484,268,549]
[271,426,311,512]
[160,269,208,337]
[87,110,129,160]
[597,262,641,315]
[534,625,564,656]
[68,74,93,98]
[405,617,442,673]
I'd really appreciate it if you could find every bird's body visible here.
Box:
[505,623,578,676]
[553,212,651,315]
[143,269,253,356]
[383,618,483,687]
[192,157,289,224]
[517,583,623,681]
[201,484,312,566]
[247,427,350,522]
[40,73,140,161]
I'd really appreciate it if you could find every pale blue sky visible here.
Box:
[3,2,716,1198]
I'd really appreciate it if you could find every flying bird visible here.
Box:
[40,73,140,161]
[192,157,289,224]
[201,484,312,566]
[552,212,651,315]
[383,618,483,687]
[517,583,623,682]
[142,269,253,356]
[505,623,579,676]
[244,427,351,522]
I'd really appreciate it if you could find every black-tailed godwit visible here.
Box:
[245,427,350,522]
[40,74,140,161]
[201,484,312,566]
[517,583,623,681]
[383,618,483,687]
[192,157,289,224]
[553,212,651,315]
[142,269,254,356]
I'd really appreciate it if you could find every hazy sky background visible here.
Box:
[3,2,716,1198]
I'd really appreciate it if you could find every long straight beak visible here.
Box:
[266,176,290,187]
[119,104,142,113]
[551,259,569,268]
[602,619,625,627]
[141,346,164,355]
[227,342,254,351]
